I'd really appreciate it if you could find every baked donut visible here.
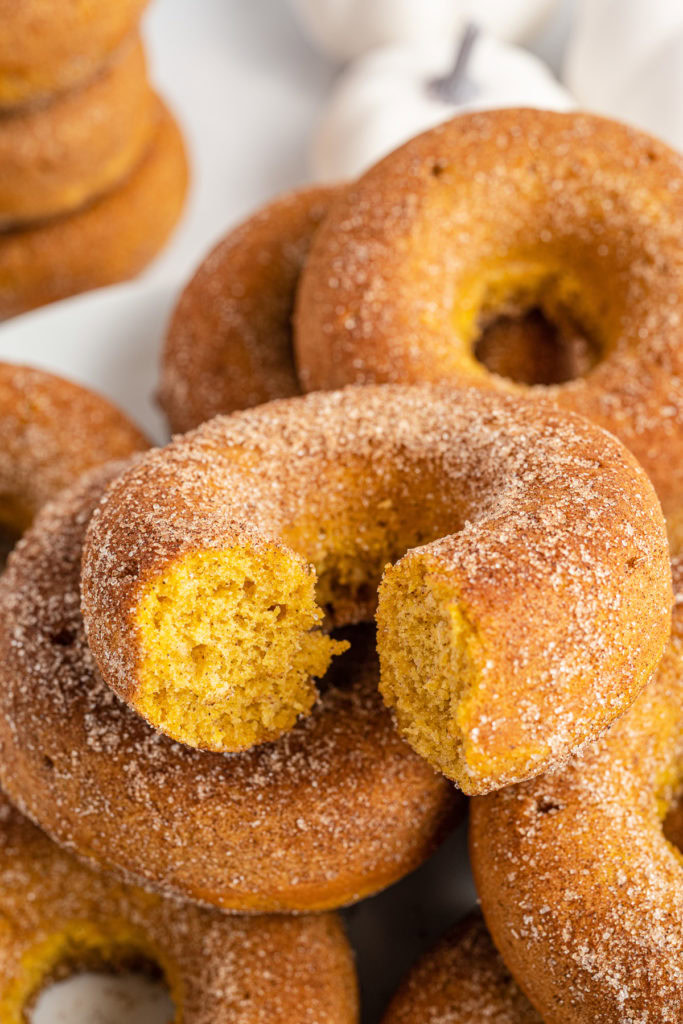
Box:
[381,913,540,1024]
[159,185,340,434]
[0,465,459,911]
[0,1,149,110]
[0,792,358,1023]
[295,108,683,551]
[0,101,188,319]
[81,385,670,793]
[0,361,147,535]
[470,558,683,1023]
[0,37,156,229]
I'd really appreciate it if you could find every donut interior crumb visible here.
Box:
[377,557,479,789]
[377,555,529,793]
[134,545,346,751]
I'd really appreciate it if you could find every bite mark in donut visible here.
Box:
[133,545,347,751]
[0,467,459,911]
[81,385,671,793]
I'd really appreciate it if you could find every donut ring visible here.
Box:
[159,185,340,434]
[0,465,459,912]
[381,914,540,1024]
[0,361,147,534]
[295,108,683,551]
[0,38,156,229]
[0,3,149,110]
[81,385,670,793]
[0,101,188,319]
[0,793,358,1023]
[470,559,683,1023]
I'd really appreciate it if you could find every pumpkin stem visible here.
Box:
[430,23,480,103]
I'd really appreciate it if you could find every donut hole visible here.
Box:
[474,306,601,386]
[134,545,347,751]
[0,522,20,571]
[29,954,174,1024]
[50,628,75,648]
[663,785,683,854]
[31,971,173,1024]
[470,268,605,387]
[0,493,33,537]
[317,624,375,695]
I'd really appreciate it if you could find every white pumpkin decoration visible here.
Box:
[565,0,683,152]
[288,0,558,61]
[312,26,574,182]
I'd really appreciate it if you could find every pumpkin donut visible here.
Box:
[0,2,149,110]
[0,100,188,319]
[0,465,459,911]
[80,385,670,793]
[382,913,540,1024]
[0,37,156,229]
[0,361,147,535]
[0,792,358,1024]
[295,108,683,551]
[470,558,683,1024]
[159,185,341,434]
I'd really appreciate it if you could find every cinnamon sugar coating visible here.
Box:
[470,559,683,1023]
[0,466,459,911]
[160,185,341,434]
[0,37,155,228]
[0,100,188,319]
[0,2,149,110]
[82,385,670,792]
[0,361,147,532]
[382,913,541,1024]
[295,108,683,551]
[0,792,358,1024]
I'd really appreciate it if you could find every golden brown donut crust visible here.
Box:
[381,914,541,1024]
[0,2,149,110]
[0,100,188,319]
[81,385,670,792]
[0,361,147,532]
[0,37,156,229]
[0,792,358,1024]
[159,185,341,434]
[470,560,683,1023]
[295,108,683,551]
[0,465,460,912]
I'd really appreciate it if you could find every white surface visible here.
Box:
[565,0,683,151]
[0,1,573,1021]
[312,31,574,181]
[31,973,174,1024]
[288,0,558,60]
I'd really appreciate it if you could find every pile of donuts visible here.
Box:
[1,106,682,1023]
[0,0,188,319]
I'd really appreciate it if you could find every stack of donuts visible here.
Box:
[0,0,188,319]
[0,106,682,1023]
